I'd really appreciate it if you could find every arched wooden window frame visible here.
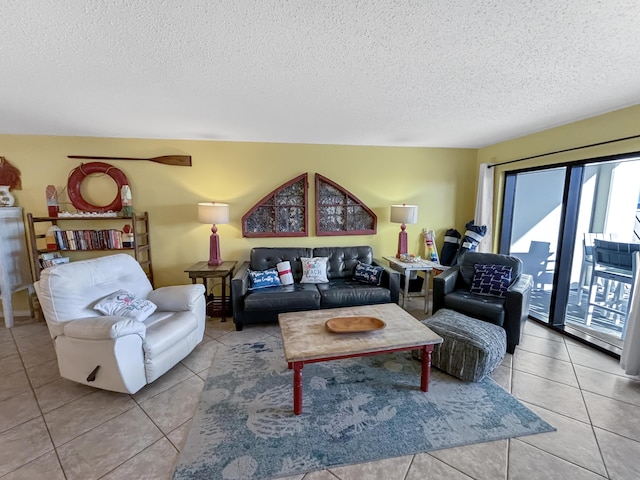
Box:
[315,174,377,236]
[241,173,308,237]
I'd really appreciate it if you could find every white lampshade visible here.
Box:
[390,204,418,224]
[198,202,229,225]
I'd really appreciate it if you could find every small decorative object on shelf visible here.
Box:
[0,185,14,207]
[46,185,59,217]
[122,224,134,247]
[39,252,70,268]
[398,253,422,263]
[57,211,119,218]
[423,229,440,263]
[45,225,61,251]
[0,156,21,207]
[120,185,133,216]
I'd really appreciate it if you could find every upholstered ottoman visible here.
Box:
[415,308,506,382]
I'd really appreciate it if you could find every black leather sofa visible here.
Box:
[231,246,401,331]
[432,251,533,354]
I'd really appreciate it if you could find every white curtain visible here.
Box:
[474,163,493,253]
[621,251,640,375]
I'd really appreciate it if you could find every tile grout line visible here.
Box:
[6,324,68,479]
[565,336,611,480]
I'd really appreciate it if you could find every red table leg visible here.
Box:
[420,345,433,392]
[292,361,303,415]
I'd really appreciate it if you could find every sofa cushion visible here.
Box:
[443,290,506,326]
[313,246,374,280]
[316,279,391,308]
[243,283,321,312]
[300,257,329,283]
[248,268,282,290]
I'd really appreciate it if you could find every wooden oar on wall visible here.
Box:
[68,154,192,166]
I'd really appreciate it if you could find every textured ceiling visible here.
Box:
[2,0,640,148]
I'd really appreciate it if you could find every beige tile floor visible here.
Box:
[1,304,639,480]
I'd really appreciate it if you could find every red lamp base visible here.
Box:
[396,224,408,258]
[208,225,223,266]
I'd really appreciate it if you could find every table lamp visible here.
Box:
[390,204,418,258]
[198,202,229,266]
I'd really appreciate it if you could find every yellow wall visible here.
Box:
[6,104,639,315]
[1,135,477,295]
[478,104,640,250]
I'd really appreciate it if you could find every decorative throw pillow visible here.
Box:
[94,289,157,321]
[469,264,513,298]
[300,257,329,284]
[353,261,384,285]
[248,268,282,290]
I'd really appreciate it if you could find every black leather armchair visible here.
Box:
[432,252,533,354]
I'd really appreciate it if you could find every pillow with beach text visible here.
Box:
[300,257,329,284]
[94,289,157,322]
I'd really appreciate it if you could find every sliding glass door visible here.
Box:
[500,167,566,320]
[500,156,640,351]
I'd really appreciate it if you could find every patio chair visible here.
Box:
[578,233,617,306]
[585,239,640,327]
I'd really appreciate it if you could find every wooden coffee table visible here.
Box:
[278,303,443,415]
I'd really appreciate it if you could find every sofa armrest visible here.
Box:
[147,284,205,311]
[432,265,461,313]
[62,316,146,340]
[231,261,251,325]
[373,258,401,304]
[504,273,533,351]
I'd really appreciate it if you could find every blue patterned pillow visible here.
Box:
[353,262,384,286]
[469,264,512,298]
[248,268,282,290]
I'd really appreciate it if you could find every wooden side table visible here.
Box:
[383,256,445,314]
[184,261,237,321]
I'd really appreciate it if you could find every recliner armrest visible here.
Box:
[504,273,534,350]
[147,284,205,311]
[432,266,461,313]
[505,273,533,317]
[373,258,401,304]
[62,316,146,340]
[232,261,250,296]
[231,262,251,326]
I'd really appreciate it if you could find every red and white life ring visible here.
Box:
[67,162,129,212]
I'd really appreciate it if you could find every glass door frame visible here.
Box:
[498,151,640,356]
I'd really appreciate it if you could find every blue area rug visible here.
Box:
[173,339,554,480]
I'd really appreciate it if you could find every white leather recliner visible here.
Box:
[34,254,206,394]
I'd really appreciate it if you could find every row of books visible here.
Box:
[54,229,134,251]
[39,252,70,268]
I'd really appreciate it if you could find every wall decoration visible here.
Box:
[242,174,308,237]
[68,154,192,166]
[0,156,21,206]
[0,185,15,207]
[315,174,377,236]
[67,162,130,213]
